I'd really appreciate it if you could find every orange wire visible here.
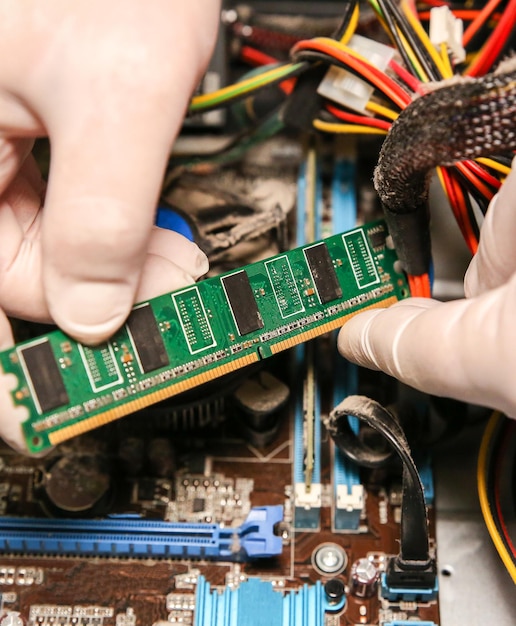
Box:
[407,273,431,298]
[292,39,411,109]
[455,162,496,202]
[463,0,503,46]
[449,171,479,254]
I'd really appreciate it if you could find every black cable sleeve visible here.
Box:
[325,395,431,565]
[374,66,516,275]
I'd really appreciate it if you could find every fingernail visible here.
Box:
[49,280,134,345]
[195,248,209,277]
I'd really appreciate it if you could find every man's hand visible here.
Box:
[338,159,516,418]
[0,0,219,347]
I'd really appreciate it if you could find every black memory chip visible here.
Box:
[20,340,69,413]
[368,228,387,249]
[304,242,343,304]
[126,304,170,373]
[222,270,264,336]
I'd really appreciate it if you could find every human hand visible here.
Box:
[0,0,219,451]
[0,0,219,346]
[338,158,516,418]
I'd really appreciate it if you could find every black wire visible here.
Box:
[326,395,431,565]
[462,190,482,240]
[376,0,419,77]
[381,0,442,81]
[332,0,359,40]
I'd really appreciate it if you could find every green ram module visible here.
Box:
[0,220,409,454]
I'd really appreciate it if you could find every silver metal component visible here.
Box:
[312,543,347,575]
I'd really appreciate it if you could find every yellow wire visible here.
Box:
[477,411,516,585]
[397,27,429,82]
[365,101,398,120]
[340,3,360,45]
[401,0,452,79]
[190,63,296,108]
[476,157,512,177]
[313,119,387,135]
[440,43,454,79]
[436,166,449,200]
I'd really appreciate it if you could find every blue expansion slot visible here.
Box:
[331,150,357,234]
[293,148,323,530]
[293,343,322,530]
[332,356,364,531]
[0,506,283,559]
[194,576,345,626]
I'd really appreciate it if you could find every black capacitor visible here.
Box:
[324,578,346,605]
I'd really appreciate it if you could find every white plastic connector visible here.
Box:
[429,6,465,64]
[317,34,395,115]
[294,482,322,510]
[336,484,364,512]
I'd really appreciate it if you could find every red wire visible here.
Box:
[389,59,424,95]
[455,162,496,202]
[325,104,392,130]
[419,10,501,22]
[441,167,478,254]
[293,39,412,109]
[449,170,479,254]
[240,45,279,67]
[418,0,451,7]
[464,160,502,192]
[494,420,516,559]
[466,0,516,76]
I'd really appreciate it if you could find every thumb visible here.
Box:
[338,283,516,418]
[40,74,202,345]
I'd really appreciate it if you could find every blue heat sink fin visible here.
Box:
[194,576,345,626]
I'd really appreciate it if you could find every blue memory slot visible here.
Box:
[332,354,363,531]
[293,343,322,530]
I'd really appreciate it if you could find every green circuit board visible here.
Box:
[0,220,409,454]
